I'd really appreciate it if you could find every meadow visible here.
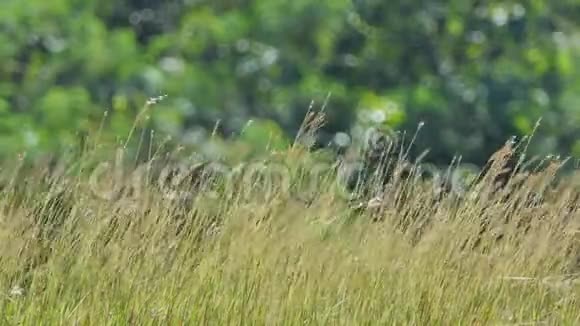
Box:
[0,112,579,325]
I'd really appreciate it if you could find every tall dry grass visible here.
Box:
[0,109,579,324]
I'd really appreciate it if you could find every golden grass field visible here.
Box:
[0,110,579,325]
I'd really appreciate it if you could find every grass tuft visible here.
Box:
[0,115,579,324]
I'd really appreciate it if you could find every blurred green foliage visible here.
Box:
[1,0,580,165]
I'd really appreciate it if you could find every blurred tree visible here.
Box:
[0,0,579,165]
[349,0,580,164]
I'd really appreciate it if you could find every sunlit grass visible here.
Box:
[0,111,579,324]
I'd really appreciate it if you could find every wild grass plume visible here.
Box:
[0,114,579,325]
